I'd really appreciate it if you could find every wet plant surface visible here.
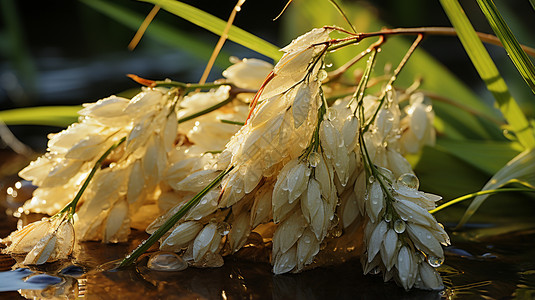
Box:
[1,150,534,299]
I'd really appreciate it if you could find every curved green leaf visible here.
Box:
[430,187,535,214]
[0,106,81,127]
[140,0,282,61]
[457,148,535,227]
[440,0,535,150]
[476,0,535,93]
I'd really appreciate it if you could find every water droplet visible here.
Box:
[148,252,188,271]
[317,69,328,81]
[308,153,320,168]
[394,219,406,234]
[397,173,419,190]
[427,255,444,268]
[384,212,392,223]
[368,176,375,184]
[326,108,337,121]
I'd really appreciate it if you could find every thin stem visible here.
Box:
[387,33,424,87]
[327,36,384,83]
[364,34,423,131]
[119,167,234,268]
[430,188,535,214]
[348,47,379,112]
[198,0,245,86]
[178,97,233,124]
[128,5,160,51]
[327,0,357,34]
[160,82,228,91]
[358,132,374,178]
[324,26,535,57]
[419,90,503,125]
[300,95,327,161]
[220,119,245,126]
[245,71,274,124]
[127,74,230,91]
[57,137,126,218]
[204,150,223,154]
[273,0,293,21]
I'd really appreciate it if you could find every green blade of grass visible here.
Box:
[430,187,535,214]
[439,0,535,150]
[476,0,535,93]
[0,106,81,127]
[140,0,282,61]
[456,148,535,227]
[81,0,229,68]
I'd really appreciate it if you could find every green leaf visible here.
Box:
[476,0,535,93]
[0,106,81,127]
[283,0,502,141]
[439,0,535,150]
[430,187,535,214]
[119,166,233,267]
[140,0,282,61]
[81,0,229,68]
[436,139,523,174]
[456,148,535,227]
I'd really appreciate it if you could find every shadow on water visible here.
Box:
[0,150,534,299]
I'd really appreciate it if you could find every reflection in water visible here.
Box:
[1,228,535,299]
